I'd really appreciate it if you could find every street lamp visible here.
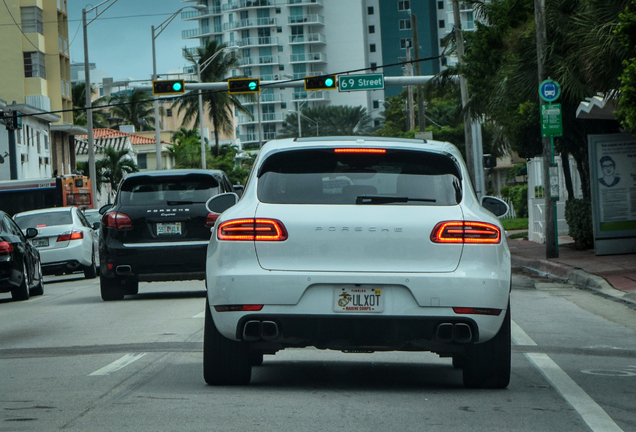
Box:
[289,110,319,137]
[196,45,238,168]
[151,4,206,170]
[83,0,121,207]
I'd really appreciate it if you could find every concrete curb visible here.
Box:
[512,256,636,307]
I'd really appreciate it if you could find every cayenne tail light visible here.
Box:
[57,231,84,242]
[453,307,503,316]
[102,212,133,230]
[0,241,13,254]
[217,218,288,241]
[431,221,501,244]
[206,212,220,227]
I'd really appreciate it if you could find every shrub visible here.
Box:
[565,198,594,249]
[500,185,528,218]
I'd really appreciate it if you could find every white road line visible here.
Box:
[89,353,147,376]
[192,311,205,319]
[512,320,623,432]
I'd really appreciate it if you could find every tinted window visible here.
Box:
[257,149,462,205]
[118,174,221,206]
[15,211,73,228]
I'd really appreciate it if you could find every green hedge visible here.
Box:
[500,185,528,218]
[565,198,594,249]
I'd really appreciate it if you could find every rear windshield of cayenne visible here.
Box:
[14,211,73,228]
[118,174,221,206]
[257,148,462,205]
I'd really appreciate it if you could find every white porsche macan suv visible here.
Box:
[204,137,511,388]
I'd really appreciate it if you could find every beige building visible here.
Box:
[0,0,84,179]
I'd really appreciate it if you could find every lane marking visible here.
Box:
[511,320,537,346]
[89,353,146,376]
[192,311,205,319]
[526,353,623,432]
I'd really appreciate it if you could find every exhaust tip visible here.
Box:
[243,320,261,342]
[454,323,473,343]
[261,321,279,341]
[436,323,454,342]
[116,265,132,275]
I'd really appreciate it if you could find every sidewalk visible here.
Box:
[507,233,636,306]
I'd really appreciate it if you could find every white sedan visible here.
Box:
[14,206,99,279]
[204,137,511,389]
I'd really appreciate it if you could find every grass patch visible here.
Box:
[501,218,529,231]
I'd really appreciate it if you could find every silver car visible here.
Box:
[14,206,99,279]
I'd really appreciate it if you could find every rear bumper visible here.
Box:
[39,241,92,268]
[42,260,82,275]
[100,241,208,282]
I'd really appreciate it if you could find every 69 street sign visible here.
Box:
[338,74,384,92]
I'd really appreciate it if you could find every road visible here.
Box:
[1,271,635,431]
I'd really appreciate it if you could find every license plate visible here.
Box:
[334,286,384,313]
[157,222,182,235]
[33,238,49,248]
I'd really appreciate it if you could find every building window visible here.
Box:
[373,100,380,109]
[369,44,376,53]
[400,38,412,49]
[137,153,147,170]
[439,20,445,29]
[368,6,374,14]
[398,1,410,11]
[281,102,287,109]
[370,62,377,71]
[374,119,382,127]
[368,25,375,34]
[21,7,44,35]
[23,51,46,78]
[166,108,173,117]
[399,19,411,30]
[438,1,444,9]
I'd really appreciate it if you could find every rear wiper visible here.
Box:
[355,195,437,204]
[166,200,206,205]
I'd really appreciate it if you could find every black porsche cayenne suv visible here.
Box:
[98,169,238,301]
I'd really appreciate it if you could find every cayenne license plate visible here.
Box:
[33,238,49,248]
[334,286,384,313]
[157,222,182,235]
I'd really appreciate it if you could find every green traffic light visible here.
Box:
[172,82,183,92]
[324,78,334,87]
[249,81,257,91]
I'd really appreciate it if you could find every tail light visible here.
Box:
[215,305,264,312]
[453,307,502,316]
[102,212,133,230]
[206,212,220,227]
[431,221,501,244]
[334,148,386,154]
[217,218,288,241]
[57,231,84,242]
[0,241,13,254]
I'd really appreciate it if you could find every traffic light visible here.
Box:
[152,79,185,95]
[304,75,337,91]
[228,78,261,94]
[483,154,497,168]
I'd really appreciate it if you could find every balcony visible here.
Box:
[58,35,69,57]
[236,36,279,48]
[289,52,326,64]
[287,0,323,6]
[182,25,224,39]
[57,0,67,14]
[287,14,324,25]
[224,17,277,31]
[60,79,71,99]
[238,112,284,124]
[291,90,330,102]
[289,33,326,45]
[238,55,280,67]
[242,93,284,105]
[181,6,222,20]
[183,46,202,57]
[223,0,278,12]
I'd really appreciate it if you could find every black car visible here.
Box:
[0,210,44,301]
[98,169,238,301]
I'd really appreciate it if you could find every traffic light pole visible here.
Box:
[151,25,162,170]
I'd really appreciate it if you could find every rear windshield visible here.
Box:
[117,174,221,206]
[257,149,462,205]
[14,211,73,228]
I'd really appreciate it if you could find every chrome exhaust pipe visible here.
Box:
[243,321,261,342]
[261,321,279,341]
[436,323,454,342]
[454,323,473,343]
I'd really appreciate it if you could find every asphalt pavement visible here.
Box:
[507,232,636,306]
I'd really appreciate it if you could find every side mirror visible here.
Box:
[233,184,244,198]
[92,222,101,230]
[480,196,509,218]
[25,227,38,239]
[206,192,239,214]
[99,204,113,215]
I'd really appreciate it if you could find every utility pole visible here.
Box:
[411,14,426,132]
[534,0,558,258]
[405,43,415,131]
[451,0,475,186]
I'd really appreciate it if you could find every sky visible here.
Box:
[67,0,201,82]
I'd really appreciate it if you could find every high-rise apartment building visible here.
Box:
[181,0,445,149]
[0,0,83,179]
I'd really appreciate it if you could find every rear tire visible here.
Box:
[462,305,511,389]
[250,352,264,366]
[29,261,44,297]
[100,275,125,301]
[11,261,30,301]
[84,250,97,279]
[203,299,251,385]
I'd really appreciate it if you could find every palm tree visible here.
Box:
[107,88,157,132]
[277,105,374,138]
[172,40,252,158]
[71,82,109,128]
[96,147,139,202]
[169,128,205,169]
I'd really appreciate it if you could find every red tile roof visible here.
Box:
[76,128,171,145]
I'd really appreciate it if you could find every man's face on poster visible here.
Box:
[602,160,615,176]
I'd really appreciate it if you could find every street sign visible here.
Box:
[539,79,561,102]
[338,74,384,92]
[541,103,562,138]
